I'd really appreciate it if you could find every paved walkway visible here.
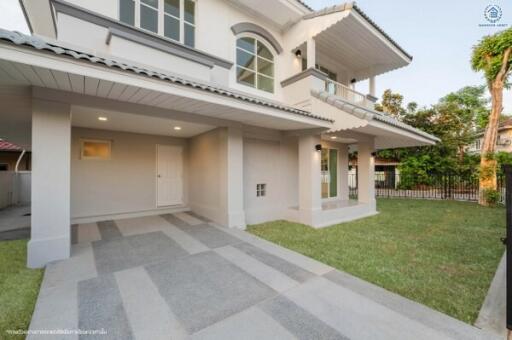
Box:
[28,213,497,339]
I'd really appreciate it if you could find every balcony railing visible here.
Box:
[325,79,375,109]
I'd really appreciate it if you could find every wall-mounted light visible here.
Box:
[330,136,337,140]
[315,144,322,151]
[174,126,182,131]
[295,49,302,58]
[98,117,108,121]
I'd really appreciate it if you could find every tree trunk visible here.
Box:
[478,81,502,205]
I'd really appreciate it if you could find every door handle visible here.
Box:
[157,174,161,178]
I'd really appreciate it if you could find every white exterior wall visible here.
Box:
[243,136,298,225]
[188,128,225,224]
[70,127,188,221]
[52,0,298,100]
[0,172,15,209]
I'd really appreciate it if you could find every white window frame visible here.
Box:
[236,34,275,94]
[122,0,195,46]
[80,139,112,161]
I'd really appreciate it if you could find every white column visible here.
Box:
[369,76,376,97]
[357,140,376,210]
[224,126,246,229]
[306,37,316,69]
[28,99,71,268]
[339,144,349,201]
[298,134,321,225]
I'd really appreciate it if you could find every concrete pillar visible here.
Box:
[306,37,316,69]
[369,76,376,97]
[357,139,376,210]
[339,144,349,201]
[224,126,246,229]
[28,99,71,268]
[298,134,321,224]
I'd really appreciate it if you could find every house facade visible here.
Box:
[468,118,512,154]
[0,0,438,267]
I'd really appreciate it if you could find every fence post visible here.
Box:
[503,165,512,337]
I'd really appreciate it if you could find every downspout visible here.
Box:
[15,149,26,173]
[13,149,26,205]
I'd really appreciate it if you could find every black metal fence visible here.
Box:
[349,171,506,203]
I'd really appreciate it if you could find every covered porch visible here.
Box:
[0,30,331,268]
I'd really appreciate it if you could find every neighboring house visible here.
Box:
[0,0,438,267]
[0,140,31,171]
[468,118,512,154]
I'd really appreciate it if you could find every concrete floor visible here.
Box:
[28,212,498,340]
[0,204,30,233]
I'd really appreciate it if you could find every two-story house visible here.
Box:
[0,0,438,267]
[468,118,512,154]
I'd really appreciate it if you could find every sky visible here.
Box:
[1,0,512,111]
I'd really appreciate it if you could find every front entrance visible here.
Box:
[321,148,338,199]
[156,144,183,207]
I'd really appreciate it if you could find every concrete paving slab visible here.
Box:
[191,307,296,340]
[115,215,170,237]
[78,274,133,340]
[215,245,299,292]
[324,269,499,340]
[176,223,241,249]
[92,231,188,274]
[145,251,276,333]
[115,267,188,340]
[96,220,122,241]
[259,295,348,340]
[43,242,97,289]
[233,242,315,282]
[213,223,333,275]
[283,276,453,340]
[160,221,210,254]
[28,278,78,340]
[174,212,204,225]
[475,252,507,338]
[77,222,101,244]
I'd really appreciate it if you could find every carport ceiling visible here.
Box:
[72,106,216,138]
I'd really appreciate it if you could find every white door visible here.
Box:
[157,145,183,207]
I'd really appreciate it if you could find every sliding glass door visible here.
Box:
[321,148,338,199]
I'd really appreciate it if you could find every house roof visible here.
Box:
[0,140,23,151]
[475,117,512,136]
[0,29,333,124]
[303,2,412,61]
[311,89,440,143]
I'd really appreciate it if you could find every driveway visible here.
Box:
[28,212,496,339]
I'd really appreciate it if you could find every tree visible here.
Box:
[471,28,512,205]
[375,89,406,119]
[376,86,489,186]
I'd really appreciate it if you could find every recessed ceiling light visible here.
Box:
[330,136,337,139]
[174,126,182,131]
[98,117,108,121]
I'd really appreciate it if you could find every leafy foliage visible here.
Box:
[471,28,512,87]
[376,86,490,186]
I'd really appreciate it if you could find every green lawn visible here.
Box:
[0,240,43,339]
[247,199,505,324]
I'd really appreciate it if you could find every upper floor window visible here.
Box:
[236,37,274,93]
[120,0,195,47]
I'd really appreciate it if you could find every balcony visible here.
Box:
[325,79,376,110]
[281,68,376,113]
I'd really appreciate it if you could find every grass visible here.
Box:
[247,198,505,324]
[0,240,43,339]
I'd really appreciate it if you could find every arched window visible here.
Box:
[236,37,274,93]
